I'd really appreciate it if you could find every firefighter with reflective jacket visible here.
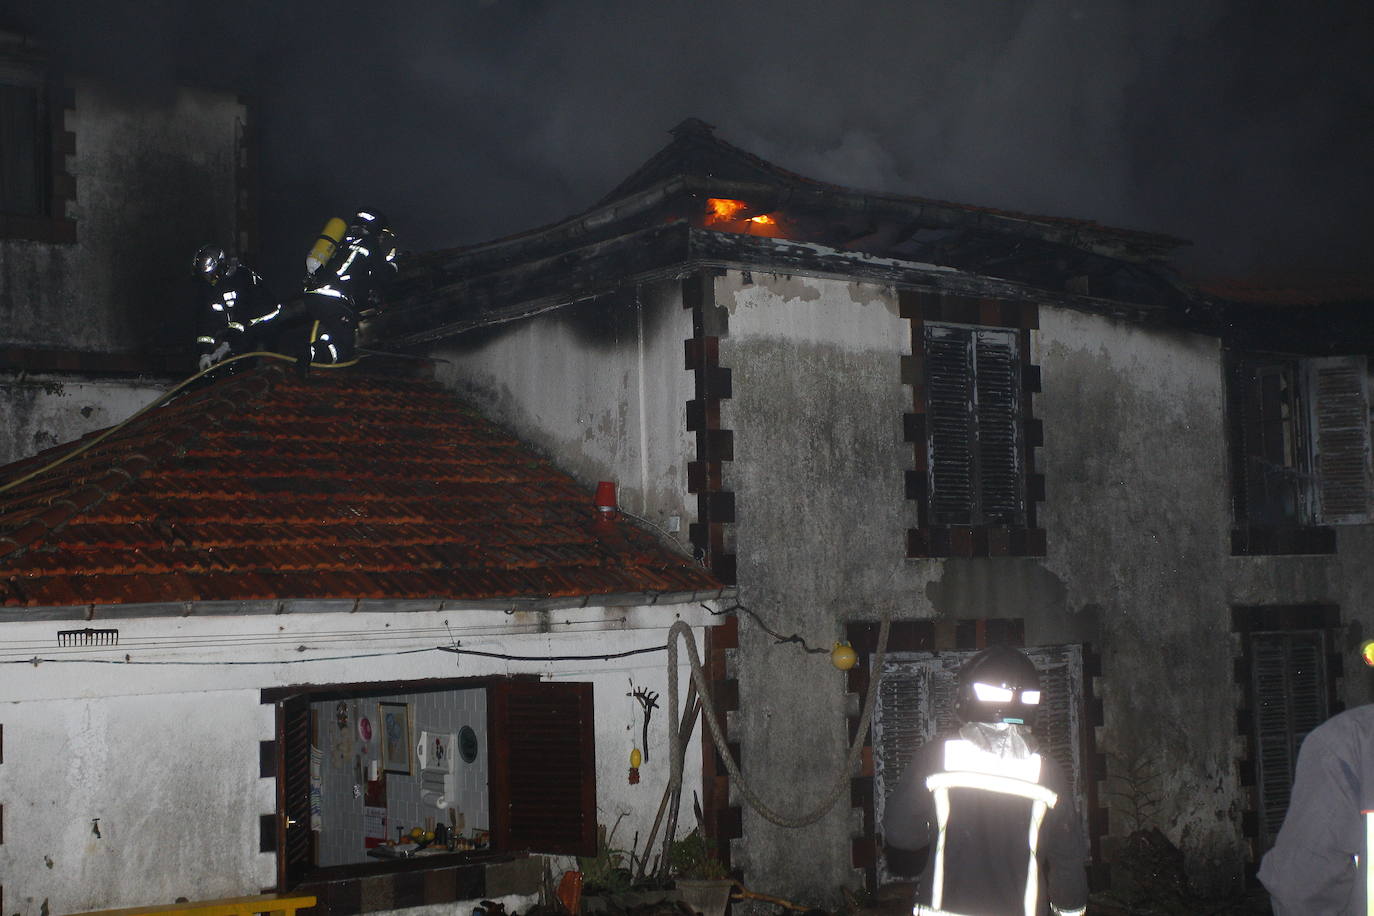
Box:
[301,207,398,365]
[884,646,1088,916]
[192,245,282,371]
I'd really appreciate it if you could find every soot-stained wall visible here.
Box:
[431,281,696,538]
[0,81,245,354]
[425,261,1374,903]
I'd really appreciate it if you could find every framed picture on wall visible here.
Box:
[379,702,413,775]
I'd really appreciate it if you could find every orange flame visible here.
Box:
[705,198,775,226]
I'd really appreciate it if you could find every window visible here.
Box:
[0,36,75,242]
[0,82,43,216]
[870,645,1087,886]
[1227,353,1371,554]
[1233,605,1341,854]
[901,288,1044,557]
[268,676,595,891]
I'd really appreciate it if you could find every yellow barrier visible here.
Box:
[65,893,316,916]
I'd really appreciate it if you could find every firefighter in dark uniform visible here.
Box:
[884,646,1088,916]
[192,245,282,371]
[301,207,397,366]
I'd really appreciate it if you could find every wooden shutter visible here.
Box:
[1251,632,1329,850]
[488,679,596,856]
[277,696,314,889]
[1307,355,1371,524]
[926,326,976,525]
[974,331,1022,524]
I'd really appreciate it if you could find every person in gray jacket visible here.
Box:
[1259,701,1374,914]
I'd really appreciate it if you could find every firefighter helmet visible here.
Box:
[348,208,387,240]
[353,208,386,228]
[954,645,1042,726]
[193,245,229,283]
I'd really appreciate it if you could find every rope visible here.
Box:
[666,615,891,830]
[0,347,359,495]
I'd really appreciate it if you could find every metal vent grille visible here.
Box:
[57,628,119,647]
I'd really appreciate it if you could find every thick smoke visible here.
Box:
[5,0,1372,286]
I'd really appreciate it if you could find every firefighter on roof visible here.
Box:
[301,207,398,366]
[884,645,1088,916]
[192,245,282,371]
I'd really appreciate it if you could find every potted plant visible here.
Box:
[669,830,734,916]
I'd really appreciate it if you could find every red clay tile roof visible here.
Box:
[0,364,720,608]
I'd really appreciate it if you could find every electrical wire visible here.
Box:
[1,640,677,667]
[705,601,828,654]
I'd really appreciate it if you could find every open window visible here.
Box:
[269,675,595,890]
[1227,352,1371,554]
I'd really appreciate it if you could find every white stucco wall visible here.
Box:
[0,603,721,916]
[430,281,696,539]
[1034,307,1244,887]
[0,377,167,466]
[712,271,934,902]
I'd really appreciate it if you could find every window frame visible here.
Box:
[901,289,1044,558]
[1232,604,1342,856]
[0,41,76,243]
[263,674,597,891]
[1226,351,1370,555]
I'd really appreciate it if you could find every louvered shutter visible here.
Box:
[488,679,597,856]
[926,326,976,525]
[278,696,315,888]
[1251,632,1329,850]
[1307,356,1372,524]
[974,331,1022,524]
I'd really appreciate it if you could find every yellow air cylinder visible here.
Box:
[306,217,347,274]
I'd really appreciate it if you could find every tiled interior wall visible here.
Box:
[313,687,489,866]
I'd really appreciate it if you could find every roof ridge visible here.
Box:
[0,366,281,565]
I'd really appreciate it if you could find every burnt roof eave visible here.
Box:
[412,172,1188,278]
[377,222,1205,351]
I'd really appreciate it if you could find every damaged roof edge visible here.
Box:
[4,587,739,623]
[414,172,1187,276]
[380,222,1192,351]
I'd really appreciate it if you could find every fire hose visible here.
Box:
[645,615,890,874]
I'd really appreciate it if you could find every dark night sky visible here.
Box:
[7,1,1374,292]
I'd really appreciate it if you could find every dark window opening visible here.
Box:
[269,675,595,889]
[0,83,44,216]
